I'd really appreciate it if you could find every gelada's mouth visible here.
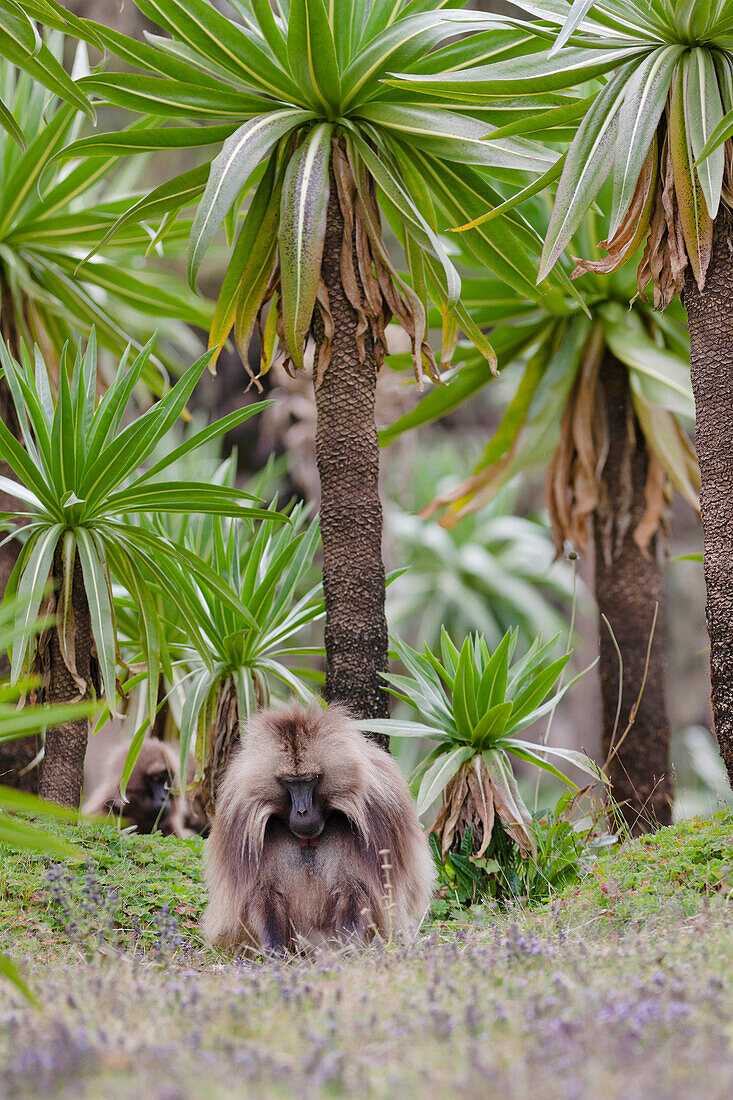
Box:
[291,819,325,842]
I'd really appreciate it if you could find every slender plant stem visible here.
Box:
[601,613,624,764]
[533,553,578,811]
[603,602,659,770]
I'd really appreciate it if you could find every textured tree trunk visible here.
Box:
[593,355,673,833]
[685,206,733,790]
[312,165,389,742]
[38,549,92,807]
[0,278,40,791]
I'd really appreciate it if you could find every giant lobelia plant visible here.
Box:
[0,37,212,791]
[391,0,733,786]
[361,628,602,860]
[0,333,276,805]
[112,498,323,819]
[64,0,574,727]
[384,207,699,831]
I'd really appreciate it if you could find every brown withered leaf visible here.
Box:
[467,756,495,858]
[545,327,605,554]
[434,765,469,856]
[434,756,541,863]
[345,144,438,386]
[661,141,689,296]
[309,140,439,390]
[418,454,513,528]
[332,144,370,363]
[571,335,604,511]
[197,676,239,821]
[546,399,577,553]
[637,181,667,305]
[354,206,383,321]
[313,281,334,390]
[633,451,667,555]
[572,136,657,279]
[56,588,88,698]
[637,136,688,309]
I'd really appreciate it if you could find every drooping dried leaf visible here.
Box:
[637,134,688,308]
[467,755,495,858]
[633,451,667,554]
[434,755,540,864]
[636,178,666,306]
[572,136,658,279]
[419,454,513,529]
[545,326,606,554]
[669,58,713,290]
[332,144,371,364]
[434,763,469,856]
[197,676,240,821]
[345,142,438,387]
[661,137,691,296]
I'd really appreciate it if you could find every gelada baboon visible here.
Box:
[202,703,434,952]
[83,740,193,837]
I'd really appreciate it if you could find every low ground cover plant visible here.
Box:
[430,793,616,915]
[1,812,730,1098]
[1,811,730,961]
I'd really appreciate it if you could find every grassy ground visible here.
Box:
[0,811,731,1099]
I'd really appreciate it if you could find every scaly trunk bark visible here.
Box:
[0,276,40,791]
[313,164,389,742]
[38,548,92,807]
[594,355,673,834]
[685,206,733,789]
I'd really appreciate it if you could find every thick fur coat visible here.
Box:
[83,740,191,837]
[202,704,434,951]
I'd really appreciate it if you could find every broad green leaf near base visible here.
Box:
[417,746,473,817]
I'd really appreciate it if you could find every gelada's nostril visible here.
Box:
[297,808,306,815]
